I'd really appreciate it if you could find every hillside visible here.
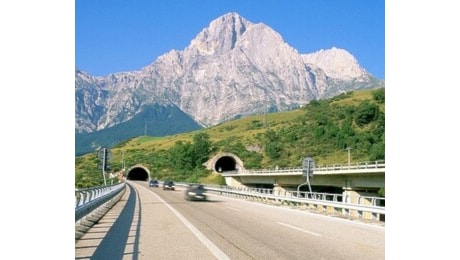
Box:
[75,12,383,155]
[75,104,202,156]
[75,88,384,188]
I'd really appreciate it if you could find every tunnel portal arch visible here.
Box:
[204,153,245,173]
[126,165,150,181]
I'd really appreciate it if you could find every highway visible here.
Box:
[75,181,384,259]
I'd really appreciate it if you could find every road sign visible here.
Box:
[96,147,111,185]
[302,157,315,177]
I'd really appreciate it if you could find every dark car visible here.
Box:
[184,184,207,201]
[149,179,159,187]
[163,180,175,190]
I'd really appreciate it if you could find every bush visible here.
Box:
[354,101,380,127]
[372,88,385,104]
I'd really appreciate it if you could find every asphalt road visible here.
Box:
[75,181,384,259]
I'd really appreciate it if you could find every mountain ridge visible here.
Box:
[75,12,383,155]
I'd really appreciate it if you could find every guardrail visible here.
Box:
[202,184,385,221]
[223,160,385,175]
[315,160,385,172]
[75,182,126,223]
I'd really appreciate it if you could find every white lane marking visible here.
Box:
[226,206,241,212]
[276,222,321,237]
[144,186,230,260]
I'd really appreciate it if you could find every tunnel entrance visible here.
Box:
[214,156,237,172]
[204,152,245,173]
[126,165,150,181]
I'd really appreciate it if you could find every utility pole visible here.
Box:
[346,147,352,168]
[121,150,125,171]
[263,100,267,127]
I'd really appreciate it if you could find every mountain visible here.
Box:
[75,104,202,156]
[75,12,384,155]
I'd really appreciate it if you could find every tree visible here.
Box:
[192,132,211,166]
[369,142,385,161]
[354,101,380,127]
[169,140,194,171]
[264,129,282,159]
[372,88,385,104]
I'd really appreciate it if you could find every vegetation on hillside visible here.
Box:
[75,88,385,189]
[75,104,203,156]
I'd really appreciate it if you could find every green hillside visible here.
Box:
[75,88,385,188]
[75,104,203,156]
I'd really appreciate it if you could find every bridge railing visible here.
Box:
[223,160,385,175]
[75,182,126,223]
[314,160,385,172]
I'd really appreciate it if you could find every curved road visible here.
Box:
[75,181,384,259]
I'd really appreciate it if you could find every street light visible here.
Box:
[121,150,125,171]
[346,147,352,168]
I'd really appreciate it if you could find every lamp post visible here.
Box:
[346,147,352,168]
[121,150,125,171]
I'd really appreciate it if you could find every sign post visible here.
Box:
[297,157,316,196]
[97,147,110,186]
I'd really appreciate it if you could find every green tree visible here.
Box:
[264,129,282,160]
[354,101,380,127]
[369,143,385,161]
[372,88,385,104]
[166,133,212,176]
[169,140,194,171]
[192,132,211,167]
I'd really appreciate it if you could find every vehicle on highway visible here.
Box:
[163,180,175,190]
[149,179,159,187]
[184,184,207,201]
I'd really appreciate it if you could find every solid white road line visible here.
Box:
[276,222,321,237]
[143,186,230,260]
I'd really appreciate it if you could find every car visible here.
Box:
[163,180,175,190]
[184,184,207,201]
[149,179,159,187]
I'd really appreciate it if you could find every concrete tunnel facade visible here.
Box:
[204,152,245,173]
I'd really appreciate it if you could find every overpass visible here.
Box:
[219,160,385,206]
[202,152,384,201]
[220,161,384,189]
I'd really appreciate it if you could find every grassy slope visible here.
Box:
[76,88,384,187]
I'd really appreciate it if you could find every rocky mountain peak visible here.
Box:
[302,47,367,79]
[189,12,251,55]
[76,12,383,138]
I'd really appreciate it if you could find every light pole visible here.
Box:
[121,150,125,171]
[346,147,352,168]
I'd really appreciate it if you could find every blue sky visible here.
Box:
[76,0,385,80]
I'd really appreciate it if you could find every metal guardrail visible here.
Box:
[74,180,383,224]
[314,160,385,172]
[75,182,126,222]
[223,160,385,176]
[202,184,385,220]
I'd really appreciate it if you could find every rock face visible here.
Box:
[75,12,383,133]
